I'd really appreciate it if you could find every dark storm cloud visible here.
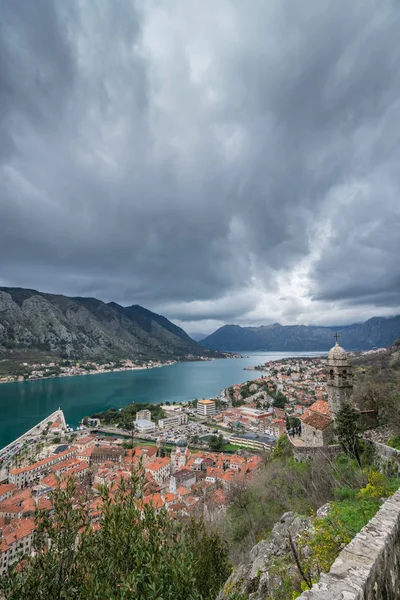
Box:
[0,0,399,331]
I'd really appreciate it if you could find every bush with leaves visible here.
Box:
[1,470,231,600]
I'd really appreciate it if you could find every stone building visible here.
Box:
[170,438,190,472]
[327,340,353,419]
[90,446,124,466]
[299,400,334,447]
[292,338,353,457]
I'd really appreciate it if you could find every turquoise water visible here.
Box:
[0,351,325,447]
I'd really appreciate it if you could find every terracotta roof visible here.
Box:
[162,493,176,503]
[142,493,163,509]
[145,457,170,472]
[308,400,330,416]
[37,497,52,512]
[77,435,96,445]
[91,446,124,458]
[229,455,246,465]
[0,483,17,496]
[0,517,36,551]
[10,447,77,475]
[77,447,94,457]
[302,411,332,431]
[167,501,187,513]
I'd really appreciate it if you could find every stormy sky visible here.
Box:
[1,0,399,337]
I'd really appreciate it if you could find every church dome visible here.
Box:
[176,437,188,448]
[328,342,347,361]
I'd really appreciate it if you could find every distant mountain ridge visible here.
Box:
[0,287,219,361]
[200,316,400,351]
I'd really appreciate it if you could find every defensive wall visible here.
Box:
[365,438,400,476]
[291,442,341,462]
[298,487,400,599]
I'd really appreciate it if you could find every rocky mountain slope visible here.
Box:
[0,287,218,361]
[200,316,400,351]
[218,510,314,600]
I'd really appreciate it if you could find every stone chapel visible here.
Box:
[300,338,353,448]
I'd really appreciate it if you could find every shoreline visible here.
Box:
[0,354,237,386]
[0,360,179,386]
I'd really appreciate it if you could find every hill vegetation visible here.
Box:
[352,340,400,433]
[200,316,400,351]
[0,287,221,363]
[1,473,231,600]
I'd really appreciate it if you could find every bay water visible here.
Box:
[0,351,325,448]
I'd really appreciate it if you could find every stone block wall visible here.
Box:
[365,438,400,476]
[292,444,341,462]
[298,488,400,599]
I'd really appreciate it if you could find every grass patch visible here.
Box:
[388,435,400,450]
[222,443,242,452]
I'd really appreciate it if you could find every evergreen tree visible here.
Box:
[335,402,362,467]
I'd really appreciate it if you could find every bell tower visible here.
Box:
[327,334,353,420]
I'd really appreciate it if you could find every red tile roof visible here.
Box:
[302,411,332,431]
[308,400,330,416]
[10,447,77,475]
[146,457,170,472]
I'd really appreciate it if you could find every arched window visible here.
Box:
[329,369,334,380]
[342,369,347,381]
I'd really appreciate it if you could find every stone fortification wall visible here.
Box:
[298,488,400,599]
[292,443,341,462]
[365,438,400,476]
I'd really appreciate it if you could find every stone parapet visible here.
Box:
[289,439,341,462]
[298,488,400,599]
[364,438,400,475]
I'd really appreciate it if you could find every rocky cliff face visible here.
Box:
[0,287,218,361]
[218,511,312,600]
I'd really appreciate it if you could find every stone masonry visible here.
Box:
[298,488,400,599]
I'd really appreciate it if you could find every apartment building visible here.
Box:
[136,409,152,421]
[145,457,171,484]
[9,447,78,488]
[197,399,216,418]
[0,483,17,503]
[0,517,35,576]
[158,413,188,429]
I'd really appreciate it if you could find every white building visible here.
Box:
[9,447,78,488]
[0,518,35,576]
[158,413,188,429]
[134,419,156,434]
[145,458,171,484]
[197,399,216,418]
[136,409,152,421]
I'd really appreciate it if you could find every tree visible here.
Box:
[272,391,286,409]
[1,473,231,600]
[209,434,224,451]
[335,402,362,467]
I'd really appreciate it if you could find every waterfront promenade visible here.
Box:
[0,408,66,481]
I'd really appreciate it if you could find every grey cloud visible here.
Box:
[0,0,399,330]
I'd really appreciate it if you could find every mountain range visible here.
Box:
[199,316,400,352]
[0,287,219,362]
